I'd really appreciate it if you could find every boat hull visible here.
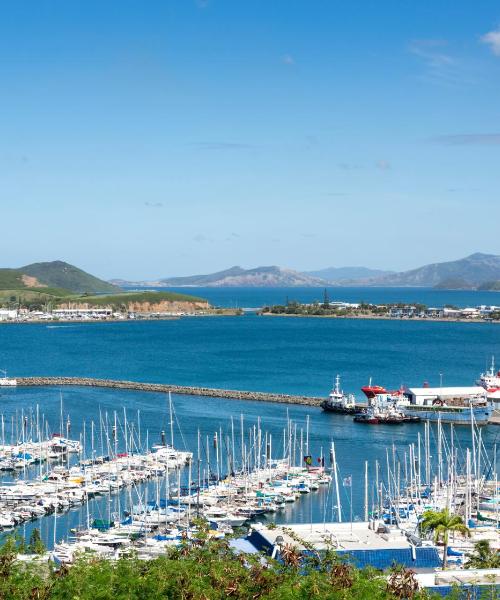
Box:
[320,402,358,414]
[401,406,492,425]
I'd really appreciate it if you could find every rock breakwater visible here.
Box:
[15,377,323,407]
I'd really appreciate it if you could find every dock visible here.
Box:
[488,411,500,425]
[14,376,324,407]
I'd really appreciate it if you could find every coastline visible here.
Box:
[0,308,242,325]
[260,312,500,324]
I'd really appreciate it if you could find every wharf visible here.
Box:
[14,376,323,407]
[488,410,500,425]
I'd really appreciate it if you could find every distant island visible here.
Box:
[261,298,500,323]
[111,265,328,288]
[112,252,500,290]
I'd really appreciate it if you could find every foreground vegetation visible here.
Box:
[2,524,499,599]
[0,534,453,600]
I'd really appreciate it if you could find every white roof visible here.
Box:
[409,386,486,396]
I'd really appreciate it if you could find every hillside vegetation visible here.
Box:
[0,269,30,290]
[20,261,120,293]
[0,262,207,311]
[76,290,206,306]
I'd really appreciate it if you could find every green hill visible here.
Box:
[77,290,206,307]
[20,261,120,294]
[0,268,28,290]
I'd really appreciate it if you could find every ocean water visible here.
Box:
[0,315,498,394]
[133,285,500,309]
[0,302,499,545]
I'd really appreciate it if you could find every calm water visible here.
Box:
[133,286,500,309]
[0,315,499,394]
[0,305,499,545]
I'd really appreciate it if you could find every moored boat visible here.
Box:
[321,375,358,414]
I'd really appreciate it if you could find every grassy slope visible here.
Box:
[0,288,73,301]
[73,290,206,305]
[21,261,120,294]
[0,268,29,290]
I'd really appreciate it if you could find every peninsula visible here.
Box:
[0,260,240,322]
[261,298,500,323]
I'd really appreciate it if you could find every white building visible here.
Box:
[0,309,18,321]
[407,386,487,406]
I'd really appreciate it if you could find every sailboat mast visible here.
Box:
[169,392,174,448]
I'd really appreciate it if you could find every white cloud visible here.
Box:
[481,29,500,56]
[409,39,454,68]
[282,54,295,65]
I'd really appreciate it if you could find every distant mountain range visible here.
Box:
[362,253,500,289]
[0,261,120,294]
[112,253,500,290]
[304,266,393,282]
[113,266,327,288]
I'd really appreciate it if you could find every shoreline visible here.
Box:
[260,312,500,324]
[0,309,242,326]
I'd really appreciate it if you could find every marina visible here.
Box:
[0,312,499,594]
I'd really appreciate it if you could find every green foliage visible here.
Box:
[28,529,46,556]
[20,261,120,294]
[77,290,206,307]
[0,538,447,600]
[420,509,470,570]
[465,540,500,569]
[0,269,26,291]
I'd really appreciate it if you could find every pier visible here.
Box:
[14,376,324,407]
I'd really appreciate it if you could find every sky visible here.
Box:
[1,0,500,280]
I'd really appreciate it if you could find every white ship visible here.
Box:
[0,370,16,386]
[476,356,500,404]
[320,375,357,413]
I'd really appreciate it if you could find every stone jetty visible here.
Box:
[15,377,323,407]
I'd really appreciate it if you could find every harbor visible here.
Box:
[0,382,499,595]
[7,372,500,425]
[0,313,499,595]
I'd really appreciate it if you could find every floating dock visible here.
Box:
[14,376,323,407]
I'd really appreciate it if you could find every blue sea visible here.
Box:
[0,287,499,546]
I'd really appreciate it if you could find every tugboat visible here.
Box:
[321,375,358,414]
[353,408,379,424]
[0,370,16,386]
[353,402,418,425]
[477,356,500,404]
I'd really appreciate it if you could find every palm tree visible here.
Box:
[465,540,500,569]
[420,509,470,569]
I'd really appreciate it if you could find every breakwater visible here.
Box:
[15,377,323,407]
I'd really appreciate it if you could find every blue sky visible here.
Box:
[1,1,500,279]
